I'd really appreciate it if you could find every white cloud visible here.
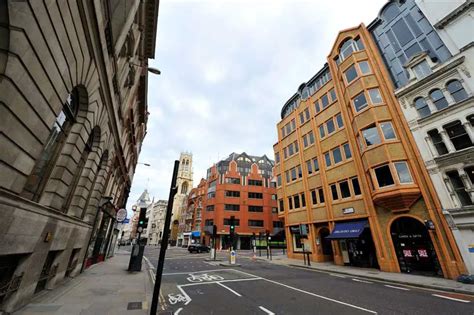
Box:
[126,0,386,208]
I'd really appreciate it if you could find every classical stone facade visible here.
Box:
[0,0,159,312]
[146,199,168,246]
[380,0,474,273]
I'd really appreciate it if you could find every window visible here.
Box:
[352,178,361,195]
[447,80,468,103]
[224,204,240,211]
[306,160,313,175]
[465,166,474,186]
[380,122,396,140]
[301,193,306,207]
[291,168,297,181]
[326,119,335,134]
[318,188,325,203]
[275,152,280,164]
[368,88,383,105]
[272,207,278,213]
[343,143,352,159]
[288,197,293,210]
[225,191,240,197]
[430,89,448,110]
[325,152,331,167]
[279,199,284,212]
[340,181,351,198]
[224,218,240,226]
[358,61,371,74]
[394,162,413,183]
[447,171,473,206]
[308,131,315,145]
[444,121,473,150]
[294,195,300,208]
[249,206,263,212]
[332,147,342,164]
[315,100,321,113]
[339,37,364,61]
[319,125,326,138]
[344,64,358,84]
[428,129,448,155]
[329,88,337,102]
[277,175,282,186]
[285,171,290,183]
[374,165,395,187]
[414,97,431,118]
[311,190,317,204]
[205,219,214,226]
[392,18,414,46]
[283,148,288,159]
[412,60,432,80]
[362,125,381,146]
[207,192,216,199]
[331,184,338,200]
[299,112,305,124]
[206,205,215,211]
[248,180,263,186]
[248,192,263,199]
[336,113,344,128]
[313,158,319,172]
[353,91,368,112]
[288,143,294,156]
[321,94,329,108]
[273,221,284,228]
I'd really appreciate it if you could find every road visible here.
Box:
[141,246,473,315]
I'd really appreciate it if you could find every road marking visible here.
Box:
[384,285,410,291]
[352,278,373,284]
[180,277,262,287]
[163,268,232,276]
[432,294,470,303]
[329,273,346,278]
[217,282,242,297]
[259,306,275,314]
[174,307,183,315]
[177,285,192,305]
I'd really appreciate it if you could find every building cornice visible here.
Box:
[434,146,474,168]
[417,95,474,126]
[395,56,465,97]
[434,1,473,30]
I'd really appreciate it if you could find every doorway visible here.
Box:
[390,217,442,277]
[319,228,333,260]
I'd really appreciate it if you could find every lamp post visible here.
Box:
[130,62,161,76]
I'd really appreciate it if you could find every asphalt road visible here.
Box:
[141,246,473,315]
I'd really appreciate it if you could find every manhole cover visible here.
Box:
[127,302,142,310]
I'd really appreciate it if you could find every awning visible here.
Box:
[191,231,201,237]
[325,220,368,240]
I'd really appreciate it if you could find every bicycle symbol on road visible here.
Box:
[168,293,189,305]
[186,273,224,283]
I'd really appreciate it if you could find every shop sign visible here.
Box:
[289,226,300,233]
[299,224,308,236]
[342,207,354,214]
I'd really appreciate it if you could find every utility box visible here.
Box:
[128,244,145,271]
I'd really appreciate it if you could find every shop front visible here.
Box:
[326,220,378,269]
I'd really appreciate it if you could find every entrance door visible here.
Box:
[319,228,333,260]
[390,217,442,277]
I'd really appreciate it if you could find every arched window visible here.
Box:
[430,89,448,111]
[446,80,468,103]
[23,89,80,201]
[338,37,365,63]
[181,182,188,194]
[414,97,431,118]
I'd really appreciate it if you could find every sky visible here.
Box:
[126,0,387,211]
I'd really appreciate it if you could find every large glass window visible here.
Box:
[313,158,319,172]
[329,88,337,102]
[374,165,395,187]
[362,125,381,146]
[344,65,358,84]
[343,143,352,159]
[444,121,473,151]
[321,94,329,108]
[412,60,432,80]
[332,147,342,164]
[380,122,396,140]
[325,152,331,167]
[358,61,371,74]
[326,119,335,134]
[368,88,383,105]
[306,160,313,175]
[318,188,325,203]
[446,80,468,103]
[414,97,431,118]
[319,125,326,138]
[336,113,344,128]
[331,184,339,200]
[430,89,449,110]
[447,171,473,206]
[294,195,300,208]
[392,18,414,46]
[311,190,317,204]
[428,129,448,155]
[394,162,413,183]
[340,181,351,198]
[339,37,365,61]
[352,178,361,195]
[353,92,368,112]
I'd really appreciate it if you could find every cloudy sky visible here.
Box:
[127,0,386,209]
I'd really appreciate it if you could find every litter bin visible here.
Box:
[128,244,145,271]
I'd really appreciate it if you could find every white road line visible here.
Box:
[180,277,262,287]
[163,268,233,276]
[329,273,346,278]
[432,294,470,303]
[217,282,242,297]
[177,285,192,305]
[174,307,183,315]
[384,285,410,291]
[352,278,373,284]
[259,306,275,315]
[262,278,377,314]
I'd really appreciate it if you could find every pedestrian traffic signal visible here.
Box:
[137,207,148,231]
[229,216,235,233]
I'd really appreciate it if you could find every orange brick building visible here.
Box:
[197,153,280,249]
[273,25,466,279]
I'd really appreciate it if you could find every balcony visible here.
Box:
[372,186,421,212]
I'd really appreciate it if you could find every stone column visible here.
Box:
[442,88,456,106]
[439,130,456,153]
[443,173,461,208]
[461,118,474,144]
[458,169,474,203]
[426,98,437,113]
[425,135,439,157]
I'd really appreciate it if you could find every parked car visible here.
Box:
[188,243,210,253]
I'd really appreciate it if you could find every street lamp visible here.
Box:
[130,62,161,75]
[137,162,151,167]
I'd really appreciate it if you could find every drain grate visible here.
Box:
[127,302,143,310]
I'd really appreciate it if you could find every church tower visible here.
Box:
[170,152,193,245]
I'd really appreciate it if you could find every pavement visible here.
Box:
[14,250,153,315]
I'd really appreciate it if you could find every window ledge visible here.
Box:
[417,95,474,125]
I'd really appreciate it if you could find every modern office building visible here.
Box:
[0,0,159,312]
[368,0,474,273]
[273,22,466,279]
[201,153,280,250]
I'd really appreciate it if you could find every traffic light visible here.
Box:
[212,225,217,238]
[229,216,235,234]
[137,207,148,231]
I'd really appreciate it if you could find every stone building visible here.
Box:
[170,152,193,246]
[369,0,474,273]
[273,21,466,279]
[146,199,168,246]
[0,0,159,312]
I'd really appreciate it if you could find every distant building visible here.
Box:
[132,189,152,241]
[201,153,280,250]
[369,0,474,273]
[147,200,168,245]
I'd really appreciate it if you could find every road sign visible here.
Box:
[122,218,130,224]
[116,208,127,222]
[137,227,143,233]
[230,250,236,265]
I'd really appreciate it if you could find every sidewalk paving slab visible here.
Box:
[14,250,153,315]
